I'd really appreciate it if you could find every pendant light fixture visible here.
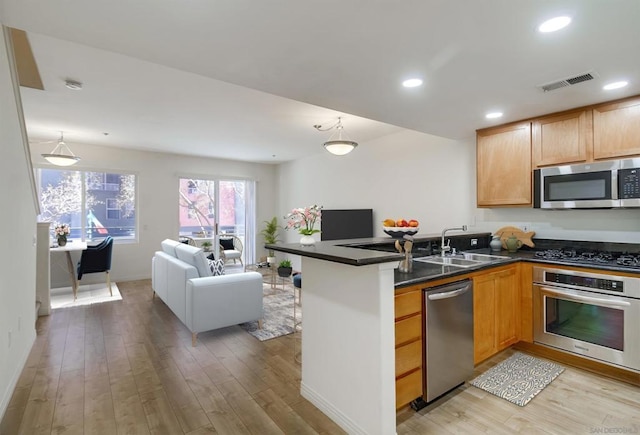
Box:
[314,117,358,156]
[41,132,81,166]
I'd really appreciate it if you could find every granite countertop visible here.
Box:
[265,238,405,266]
[265,232,490,266]
[266,234,640,289]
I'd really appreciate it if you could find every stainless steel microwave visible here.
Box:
[533,158,640,209]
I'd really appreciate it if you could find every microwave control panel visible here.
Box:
[619,168,640,199]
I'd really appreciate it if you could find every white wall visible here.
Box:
[29,142,279,287]
[0,25,39,419]
[278,129,476,240]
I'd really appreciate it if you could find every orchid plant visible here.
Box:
[284,205,322,236]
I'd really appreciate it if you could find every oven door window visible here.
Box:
[545,296,623,351]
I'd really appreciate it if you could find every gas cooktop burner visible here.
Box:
[534,249,640,268]
[617,255,640,267]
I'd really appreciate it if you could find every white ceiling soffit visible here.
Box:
[3,0,640,160]
[19,33,401,163]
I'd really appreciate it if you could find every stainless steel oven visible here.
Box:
[533,266,640,371]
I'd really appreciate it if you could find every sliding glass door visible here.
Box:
[179,177,255,264]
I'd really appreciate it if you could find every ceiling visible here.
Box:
[3,0,640,163]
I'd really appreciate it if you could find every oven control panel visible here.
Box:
[619,167,640,199]
[533,266,640,299]
[545,272,623,292]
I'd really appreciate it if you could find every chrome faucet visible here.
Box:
[441,225,468,256]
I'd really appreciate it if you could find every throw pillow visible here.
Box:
[208,258,225,276]
[220,238,234,251]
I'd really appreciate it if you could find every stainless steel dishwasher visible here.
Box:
[423,279,474,402]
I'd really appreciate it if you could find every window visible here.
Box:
[179,178,216,234]
[37,168,136,241]
[106,198,120,219]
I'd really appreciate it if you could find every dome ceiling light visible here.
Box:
[41,132,81,166]
[314,117,358,156]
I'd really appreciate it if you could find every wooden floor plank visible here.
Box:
[110,375,150,435]
[183,369,251,435]
[50,368,84,435]
[83,375,117,435]
[253,388,318,435]
[17,363,62,435]
[3,279,639,435]
[139,388,185,435]
[216,379,284,435]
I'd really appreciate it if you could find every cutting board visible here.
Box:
[494,226,536,248]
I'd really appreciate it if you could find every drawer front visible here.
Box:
[395,314,422,347]
[395,291,422,319]
[395,340,422,377]
[396,369,423,409]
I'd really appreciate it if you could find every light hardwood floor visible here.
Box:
[2,279,639,434]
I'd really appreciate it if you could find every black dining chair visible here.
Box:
[77,236,114,296]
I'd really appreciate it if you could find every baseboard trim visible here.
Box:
[0,328,36,422]
[300,381,368,435]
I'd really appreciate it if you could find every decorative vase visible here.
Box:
[505,235,523,253]
[57,236,67,247]
[300,235,316,246]
[489,235,502,252]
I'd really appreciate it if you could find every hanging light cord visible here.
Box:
[49,132,78,157]
[313,117,344,132]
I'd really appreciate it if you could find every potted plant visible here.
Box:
[260,216,280,265]
[201,241,212,252]
[284,204,322,246]
[54,223,70,246]
[277,259,293,277]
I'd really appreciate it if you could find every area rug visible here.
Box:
[51,282,122,309]
[240,283,300,341]
[469,352,564,406]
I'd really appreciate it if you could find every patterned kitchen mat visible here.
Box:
[470,352,564,406]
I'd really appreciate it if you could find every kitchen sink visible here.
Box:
[459,252,510,262]
[414,252,509,268]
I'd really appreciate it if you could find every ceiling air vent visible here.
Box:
[537,71,599,92]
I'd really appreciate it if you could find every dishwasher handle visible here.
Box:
[427,283,472,300]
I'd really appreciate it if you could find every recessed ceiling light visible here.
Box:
[538,16,572,33]
[402,78,423,88]
[485,112,503,119]
[603,81,628,90]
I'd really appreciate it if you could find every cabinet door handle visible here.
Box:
[541,286,631,309]
[427,286,470,301]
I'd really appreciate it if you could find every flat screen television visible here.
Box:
[321,209,374,241]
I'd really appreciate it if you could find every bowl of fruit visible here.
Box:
[382,219,419,238]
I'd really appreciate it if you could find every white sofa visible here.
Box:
[152,239,263,345]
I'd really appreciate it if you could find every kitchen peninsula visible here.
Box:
[266,233,491,435]
[270,233,640,434]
